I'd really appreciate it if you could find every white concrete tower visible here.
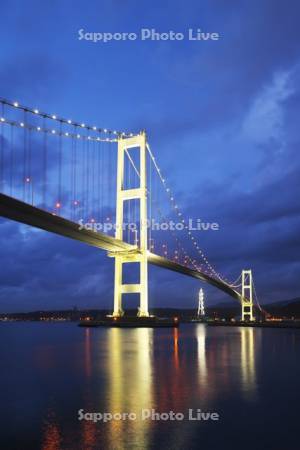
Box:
[112,132,149,317]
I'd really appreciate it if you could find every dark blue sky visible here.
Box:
[0,0,300,312]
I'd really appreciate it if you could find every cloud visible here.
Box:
[242,71,293,143]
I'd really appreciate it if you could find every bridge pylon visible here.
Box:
[241,269,254,321]
[111,132,149,317]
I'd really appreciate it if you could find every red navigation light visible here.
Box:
[174,317,178,322]
[55,202,61,208]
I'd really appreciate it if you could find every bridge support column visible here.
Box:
[241,269,254,321]
[112,132,149,317]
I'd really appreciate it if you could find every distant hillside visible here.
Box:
[1,297,300,320]
[262,298,300,318]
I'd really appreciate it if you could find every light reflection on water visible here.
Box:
[1,322,299,450]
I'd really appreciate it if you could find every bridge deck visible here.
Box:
[0,193,240,302]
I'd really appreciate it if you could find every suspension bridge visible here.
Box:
[0,98,261,321]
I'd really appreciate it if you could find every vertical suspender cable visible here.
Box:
[43,117,47,210]
[97,140,101,224]
[23,111,27,201]
[0,102,4,193]
[59,123,63,211]
[10,124,14,197]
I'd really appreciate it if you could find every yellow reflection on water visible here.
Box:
[240,327,257,398]
[173,327,179,370]
[196,324,207,383]
[107,328,153,450]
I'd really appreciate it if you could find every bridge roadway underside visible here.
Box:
[0,193,241,302]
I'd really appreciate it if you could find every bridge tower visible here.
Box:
[112,132,149,317]
[241,269,254,321]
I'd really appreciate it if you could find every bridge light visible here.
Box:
[67,119,72,124]
[13,101,19,107]
[65,132,69,136]
[37,126,41,131]
[81,123,85,127]
[104,128,107,133]
[34,109,39,114]
[93,126,97,131]
[20,122,24,127]
[74,200,79,206]
[77,134,80,139]
[52,129,56,134]
[52,115,57,119]
[25,177,30,183]
[0,117,5,122]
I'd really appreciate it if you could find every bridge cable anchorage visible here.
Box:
[146,141,238,284]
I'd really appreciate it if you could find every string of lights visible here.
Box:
[122,144,221,272]
[146,141,235,285]
[151,201,206,273]
[121,147,201,269]
[0,116,116,142]
[0,97,134,138]
[0,99,243,289]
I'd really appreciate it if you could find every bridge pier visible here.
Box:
[111,132,149,317]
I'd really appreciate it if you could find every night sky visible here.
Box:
[0,0,299,312]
